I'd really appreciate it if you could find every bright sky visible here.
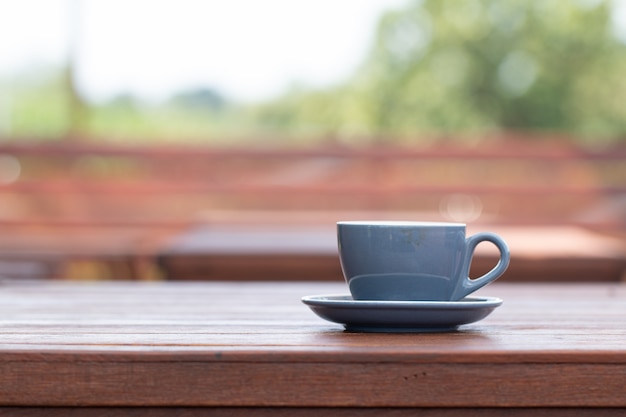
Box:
[0,0,408,103]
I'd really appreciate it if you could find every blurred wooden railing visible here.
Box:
[0,138,624,280]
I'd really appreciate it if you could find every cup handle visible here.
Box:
[451,232,510,301]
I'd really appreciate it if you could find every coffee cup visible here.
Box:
[337,221,510,301]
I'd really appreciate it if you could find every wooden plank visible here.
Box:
[3,139,625,159]
[0,361,624,407]
[0,407,624,417]
[0,282,624,408]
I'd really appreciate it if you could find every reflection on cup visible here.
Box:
[349,273,452,301]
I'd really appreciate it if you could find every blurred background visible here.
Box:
[0,0,625,282]
[3,0,626,143]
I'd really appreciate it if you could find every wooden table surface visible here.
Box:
[0,280,625,416]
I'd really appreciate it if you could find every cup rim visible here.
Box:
[337,220,466,227]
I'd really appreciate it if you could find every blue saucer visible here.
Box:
[301,294,502,333]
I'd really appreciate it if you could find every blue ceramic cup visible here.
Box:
[337,221,510,301]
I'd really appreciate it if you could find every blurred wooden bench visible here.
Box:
[0,137,624,280]
[156,221,626,282]
[0,219,182,280]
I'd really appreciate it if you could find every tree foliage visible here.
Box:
[251,0,626,144]
[3,0,626,145]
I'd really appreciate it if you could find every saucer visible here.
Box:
[301,294,502,333]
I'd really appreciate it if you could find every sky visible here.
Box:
[0,0,409,103]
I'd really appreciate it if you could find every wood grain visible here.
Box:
[0,407,624,417]
[1,408,625,417]
[0,281,624,411]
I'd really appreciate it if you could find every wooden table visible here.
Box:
[0,280,624,415]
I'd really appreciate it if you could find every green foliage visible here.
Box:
[250,0,626,144]
[0,70,72,139]
[2,0,626,145]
